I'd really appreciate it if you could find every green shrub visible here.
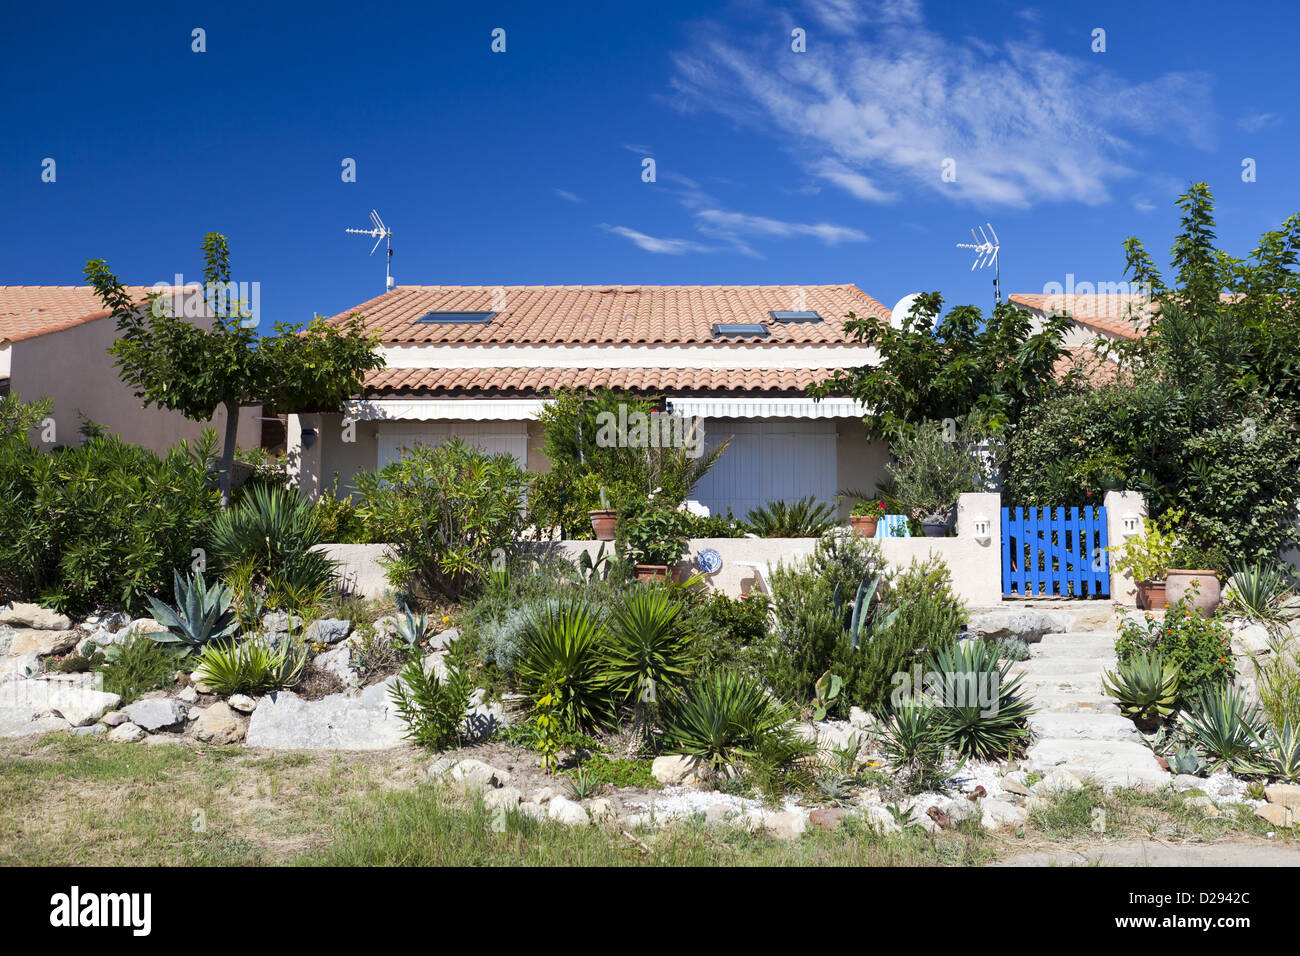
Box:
[353,438,529,601]
[687,591,769,673]
[0,413,220,615]
[661,669,811,776]
[515,598,614,733]
[924,640,1034,759]
[145,569,240,651]
[887,417,990,522]
[314,479,372,544]
[194,637,306,697]
[100,632,183,704]
[210,484,337,602]
[1115,595,1233,707]
[618,502,690,567]
[874,701,950,794]
[389,649,475,750]
[745,497,837,538]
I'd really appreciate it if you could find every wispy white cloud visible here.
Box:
[1238,110,1282,132]
[553,188,584,203]
[667,0,1216,208]
[695,208,867,245]
[599,224,718,255]
[622,143,655,155]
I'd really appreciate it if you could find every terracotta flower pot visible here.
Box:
[1165,570,1221,618]
[588,509,617,541]
[850,515,879,537]
[1136,579,1167,610]
[634,564,681,583]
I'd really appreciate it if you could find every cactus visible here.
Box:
[812,670,843,721]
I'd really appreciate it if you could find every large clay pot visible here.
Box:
[1165,570,1221,618]
[588,509,618,541]
[1136,579,1167,610]
[850,515,879,537]
[634,564,682,583]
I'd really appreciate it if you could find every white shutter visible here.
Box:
[691,420,836,519]
[376,421,529,471]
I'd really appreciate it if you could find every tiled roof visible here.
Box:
[1009,293,1152,339]
[364,366,837,396]
[326,284,889,345]
[0,286,158,344]
[1054,347,1121,385]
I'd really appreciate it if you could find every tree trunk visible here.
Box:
[219,401,240,508]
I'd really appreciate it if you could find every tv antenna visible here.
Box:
[346,209,394,291]
[956,222,1000,306]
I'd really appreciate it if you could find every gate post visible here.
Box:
[957,491,1002,603]
[1104,490,1147,606]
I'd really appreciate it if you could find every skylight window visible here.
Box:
[416,311,496,324]
[769,310,822,323]
[712,323,770,339]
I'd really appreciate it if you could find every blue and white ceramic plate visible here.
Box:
[695,548,722,574]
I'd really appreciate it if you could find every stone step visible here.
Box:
[1028,712,1139,742]
[1015,658,1114,677]
[1030,638,1117,660]
[1029,693,1120,715]
[1038,631,1120,643]
[1026,738,1169,791]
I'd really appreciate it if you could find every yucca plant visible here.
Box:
[1262,719,1300,783]
[1101,650,1180,723]
[194,637,289,697]
[604,587,696,706]
[873,700,950,794]
[146,568,240,650]
[1179,684,1269,774]
[515,598,614,733]
[210,484,338,598]
[745,497,837,538]
[1224,560,1292,623]
[661,669,807,773]
[926,640,1034,759]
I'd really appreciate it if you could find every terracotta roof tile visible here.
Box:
[0,286,158,344]
[364,366,837,396]
[326,284,888,345]
[1010,292,1239,341]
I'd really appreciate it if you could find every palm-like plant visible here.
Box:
[874,700,950,793]
[1224,560,1292,622]
[1262,719,1300,783]
[745,497,837,538]
[515,598,614,733]
[926,640,1034,759]
[146,568,240,650]
[1101,651,1181,722]
[604,587,696,705]
[661,670,805,772]
[210,484,337,597]
[194,637,289,697]
[1179,684,1269,773]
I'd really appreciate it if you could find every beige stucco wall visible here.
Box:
[8,313,260,453]
[835,418,890,518]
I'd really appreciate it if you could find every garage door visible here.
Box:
[689,419,837,519]
[376,421,529,471]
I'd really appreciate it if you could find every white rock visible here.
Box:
[652,754,708,786]
[244,682,406,750]
[227,694,257,713]
[980,799,1028,831]
[587,797,618,823]
[547,795,590,826]
[765,810,809,840]
[1032,769,1084,794]
[122,698,187,732]
[482,786,523,812]
[191,701,245,745]
[0,652,42,682]
[178,686,198,704]
[0,677,120,727]
[101,710,128,726]
[861,805,902,834]
[450,758,512,791]
[0,602,73,630]
[108,722,146,743]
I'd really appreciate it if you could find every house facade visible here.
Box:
[289,284,897,518]
[0,286,262,453]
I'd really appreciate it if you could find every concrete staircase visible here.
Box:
[1013,629,1170,790]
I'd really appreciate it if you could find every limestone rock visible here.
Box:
[980,799,1029,831]
[651,754,711,787]
[1232,623,1273,657]
[192,702,245,745]
[766,810,809,840]
[6,628,79,657]
[73,723,107,737]
[178,686,198,704]
[0,652,42,682]
[0,677,119,727]
[122,698,187,732]
[314,645,360,687]
[1265,784,1300,809]
[547,795,590,826]
[0,603,73,631]
[449,758,511,792]
[587,796,618,823]
[108,722,147,743]
[482,786,523,813]
[245,681,407,750]
[227,694,257,714]
[967,610,1062,644]
[101,711,128,727]
[1254,803,1293,828]
[303,618,352,645]
[808,806,849,831]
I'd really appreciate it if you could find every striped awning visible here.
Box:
[345,396,866,422]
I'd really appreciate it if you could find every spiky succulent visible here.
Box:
[146,569,240,650]
[1102,651,1180,721]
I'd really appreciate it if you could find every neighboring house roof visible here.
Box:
[326,284,890,345]
[365,366,836,396]
[1054,347,1121,385]
[0,286,157,345]
[1009,293,1151,340]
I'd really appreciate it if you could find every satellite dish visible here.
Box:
[889,293,922,330]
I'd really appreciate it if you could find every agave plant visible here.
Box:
[873,699,950,793]
[395,602,431,652]
[661,669,806,772]
[1224,560,1292,623]
[146,569,240,650]
[604,587,696,705]
[1262,719,1300,783]
[1168,744,1210,777]
[1102,651,1181,723]
[925,640,1035,759]
[833,571,898,647]
[745,497,837,538]
[811,670,842,721]
[515,598,614,733]
[1179,685,1269,774]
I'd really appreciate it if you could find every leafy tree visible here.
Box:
[84,233,384,506]
[808,293,1074,440]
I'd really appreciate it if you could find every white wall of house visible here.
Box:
[6,308,260,454]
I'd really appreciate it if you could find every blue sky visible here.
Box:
[2,0,1297,326]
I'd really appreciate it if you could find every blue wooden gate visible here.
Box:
[1001,506,1110,598]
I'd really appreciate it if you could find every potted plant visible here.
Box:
[1108,509,1180,609]
[886,420,985,539]
[849,498,886,537]
[588,486,617,541]
[1165,545,1226,618]
[621,505,689,581]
